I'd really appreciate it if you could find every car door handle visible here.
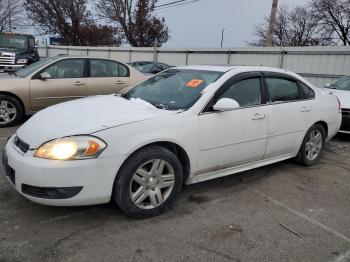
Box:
[115,81,125,85]
[301,106,311,112]
[73,81,85,86]
[251,113,266,120]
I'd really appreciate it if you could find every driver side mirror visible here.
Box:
[213,98,240,112]
[39,72,51,80]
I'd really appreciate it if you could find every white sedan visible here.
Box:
[3,66,341,218]
[325,75,350,134]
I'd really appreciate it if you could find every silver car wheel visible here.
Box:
[0,100,17,124]
[130,159,175,210]
[305,130,323,161]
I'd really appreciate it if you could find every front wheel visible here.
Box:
[113,146,183,218]
[0,95,24,127]
[296,124,326,166]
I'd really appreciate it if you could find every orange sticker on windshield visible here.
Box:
[185,79,204,88]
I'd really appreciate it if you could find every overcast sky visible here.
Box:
[156,0,307,48]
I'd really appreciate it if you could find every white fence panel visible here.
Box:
[130,48,154,63]
[37,45,350,87]
[157,51,187,66]
[109,51,130,63]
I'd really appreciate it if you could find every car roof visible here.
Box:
[174,65,295,74]
[52,55,131,64]
[54,55,117,60]
[131,61,155,64]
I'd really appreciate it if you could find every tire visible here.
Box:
[295,124,326,166]
[113,146,183,218]
[0,95,24,127]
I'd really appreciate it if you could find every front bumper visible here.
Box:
[339,109,350,134]
[0,64,26,72]
[3,136,126,206]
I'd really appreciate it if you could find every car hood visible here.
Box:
[326,88,350,109]
[0,74,20,80]
[17,95,177,148]
[0,47,27,55]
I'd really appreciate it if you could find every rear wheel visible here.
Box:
[114,146,183,218]
[0,95,24,127]
[296,124,326,166]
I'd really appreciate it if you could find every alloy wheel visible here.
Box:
[0,100,17,124]
[305,130,323,161]
[129,159,175,209]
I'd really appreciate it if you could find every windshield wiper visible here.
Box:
[8,72,17,77]
[153,103,181,111]
[153,104,167,109]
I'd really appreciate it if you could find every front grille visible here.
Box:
[13,136,30,153]
[0,54,15,65]
[340,108,350,132]
[22,184,83,199]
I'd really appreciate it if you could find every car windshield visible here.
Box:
[0,34,28,49]
[15,57,56,78]
[331,76,350,91]
[123,69,224,110]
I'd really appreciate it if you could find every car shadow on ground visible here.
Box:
[12,159,292,222]
[334,133,350,142]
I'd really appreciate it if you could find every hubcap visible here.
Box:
[305,130,323,161]
[0,100,16,124]
[130,159,175,209]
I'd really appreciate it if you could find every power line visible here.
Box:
[155,0,191,8]
[155,0,201,10]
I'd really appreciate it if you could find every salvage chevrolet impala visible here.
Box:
[3,66,341,218]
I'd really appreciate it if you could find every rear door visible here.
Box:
[264,74,314,158]
[86,59,130,96]
[29,58,87,111]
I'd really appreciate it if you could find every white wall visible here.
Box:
[38,45,350,87]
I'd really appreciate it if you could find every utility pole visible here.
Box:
[267,0,278,47]
[220,29,226,48]
[8,0,12,32]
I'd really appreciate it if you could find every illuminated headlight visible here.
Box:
[34,136,107,160]
[17,59,28,64]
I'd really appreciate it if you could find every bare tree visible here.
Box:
[96,0,170,47]
[249,5,334,46]
[80,20,123,46]
[0,0,25,32]
[310,0,350,46]
[24,0,120,46]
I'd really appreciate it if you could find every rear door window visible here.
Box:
[300,82,315,99]
[90,59,119,78]
[266,78,301,103]
[118,63,129,77]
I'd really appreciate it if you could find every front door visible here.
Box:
[86,59,130,96]
[197,74,268,174]
[30,58,87,111]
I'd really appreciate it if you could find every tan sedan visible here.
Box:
[0,56,146,127]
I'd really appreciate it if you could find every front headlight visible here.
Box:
[34,136,107,160]
[17,59,28,64]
